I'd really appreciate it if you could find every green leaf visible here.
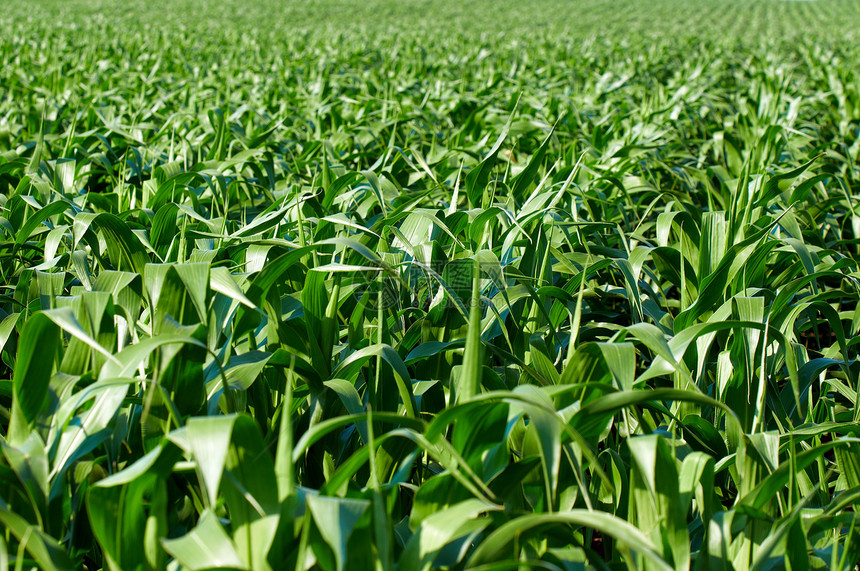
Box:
[466,510,671,570]
[512,385,561,508]
[73,212,149,275]
[401,499,498,571]
[223,416,279,570]
[186,415,239,508]
[0,504,73,571]
[1,432,50,525]
[331,343,417,417]
[161,509,246,570]
[88,443,182,571]
[173,262,211,324]
[10,312,61,439]
[13,200,70,253]
[628,435,689,570]
[210,266,255,309]
[465,107,514,207]
[307,495,370,571]
[458,257,484,403]
[510,126,554,202]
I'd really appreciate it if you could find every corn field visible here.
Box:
[1,0,860,569]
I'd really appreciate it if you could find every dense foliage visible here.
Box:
[2,0,860,568]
